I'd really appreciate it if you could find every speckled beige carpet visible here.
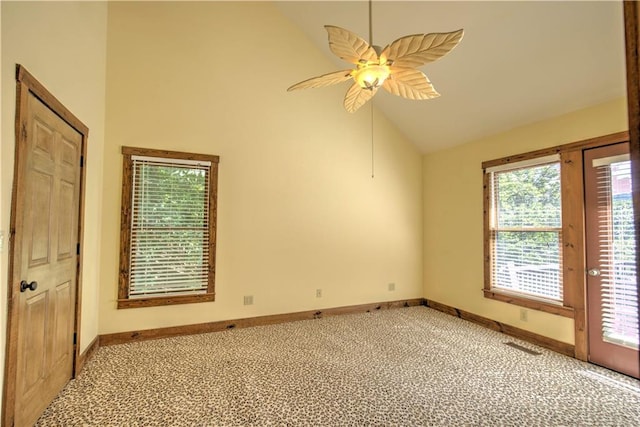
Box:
[37,306,640,426]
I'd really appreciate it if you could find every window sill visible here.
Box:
[483,289,574,318]
[117,292,215,309]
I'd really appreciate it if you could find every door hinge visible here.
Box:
[80,155,84,167]
[76,243,80,255]
[73,333,77,345]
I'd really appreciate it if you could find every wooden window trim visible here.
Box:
[118,146,219,309]
[481,131,629,170]
[482,289,574,318]
[482,132,629,321]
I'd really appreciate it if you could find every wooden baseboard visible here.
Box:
[99,298,425,346]
[424,299,575,357]
[99,297,575,359]
[74,335,100,376]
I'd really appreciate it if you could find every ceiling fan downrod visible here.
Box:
[369,0,383,56]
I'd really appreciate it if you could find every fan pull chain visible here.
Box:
[371,102,375,178]
[369,0,375,178]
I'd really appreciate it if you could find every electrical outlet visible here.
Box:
[0,230,4,251]
[243,295,253,305]
[316,289,322,298]
[388,282,395,291]
[520,308,528,322]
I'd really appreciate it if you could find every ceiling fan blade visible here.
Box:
[287,70,354,91]
[325,25,378,65]
[381,29,464,68]
[343,82,378,113]
[383,68,440,100]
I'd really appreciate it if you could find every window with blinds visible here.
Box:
[129,156,210,296]
[593,157,638,348]
[487,155,563,301]
[118,147,219,308]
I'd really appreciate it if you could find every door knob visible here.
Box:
[587,269,601,277]
[20,280,38,292]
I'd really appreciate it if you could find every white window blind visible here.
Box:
[594,159,638,348]
[489,159,563,301]
[129,156,211,297]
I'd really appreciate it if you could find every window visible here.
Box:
[483,154,572,315]
[487,155,562,300]
[118,147,219,308]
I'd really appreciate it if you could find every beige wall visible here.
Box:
[2,0,624,400]
[99,1,423,334]
[423,97,629,344]
[0,0,107,409]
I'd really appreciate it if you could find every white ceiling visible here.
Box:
[276,1,627,153]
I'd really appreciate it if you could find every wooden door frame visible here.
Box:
[2,65,88,427]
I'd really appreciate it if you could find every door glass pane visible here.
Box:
[598,160,639,348]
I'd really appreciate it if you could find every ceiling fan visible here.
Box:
[287,2,464,113]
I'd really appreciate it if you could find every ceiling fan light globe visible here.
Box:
[354,65,390,90]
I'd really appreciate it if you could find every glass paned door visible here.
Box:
[585,143,639,378]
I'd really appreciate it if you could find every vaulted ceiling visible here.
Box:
[276,1,627,153]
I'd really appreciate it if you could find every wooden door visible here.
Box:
[623,0,640,384]
[3,66,87,427]
[585,143,639,378]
